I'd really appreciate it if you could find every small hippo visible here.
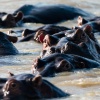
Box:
[2,73,69,100]
[0,31,18,55]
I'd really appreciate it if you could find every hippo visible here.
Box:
[32,53,100,77]
[0,11,23,28]
[77,16,100,32]
[19,24,69,42]
[13,4,95,24]
[1,73,69,100]
[0,4,95,28]
[41,25,100,59]
[0,31,18,55]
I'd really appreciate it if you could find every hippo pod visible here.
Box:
[0,31,18,55]
[18,24,70,42]
[32,53,100,77]
[41,25,100,62]
[1,73,69,100]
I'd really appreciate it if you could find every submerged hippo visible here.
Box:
[32,53,100,77]
[0,31,18,55]
[0,4,95,28]
[2,73,69,100]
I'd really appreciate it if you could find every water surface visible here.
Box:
[0,0,100,100]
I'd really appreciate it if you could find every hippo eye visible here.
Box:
[81,33,85,38]
[11,83,16,88]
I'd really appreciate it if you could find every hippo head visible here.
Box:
[65,28,88,44]
[77,16,88,27]
[61,41,81,54]
[0,31,18,55]
[40,46,61,58]
[32,56,72,77]
[43,34,59,50]
[2,75,42,99]
[0,11,23,28]
[34,29,47,43]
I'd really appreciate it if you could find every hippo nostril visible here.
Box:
[56,48,61,53]
[50,47,55,53]
[81,33,85,38]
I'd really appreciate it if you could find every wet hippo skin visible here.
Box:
[32,53,100,77]
[77,16,100,32]
[0,11,23,28]
[13,4,94,24]
[41,25,100,62]
[0,31,18,55]
[0,4,95,28]
[19,24,69,42]
[1,73,69,100]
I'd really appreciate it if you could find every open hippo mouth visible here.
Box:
[34,30,46,43]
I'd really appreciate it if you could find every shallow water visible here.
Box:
[0,0,100,100]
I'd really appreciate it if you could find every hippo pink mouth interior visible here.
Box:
[39,33,45,43]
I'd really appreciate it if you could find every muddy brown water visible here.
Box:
[0,0,100,100]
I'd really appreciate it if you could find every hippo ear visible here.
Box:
[8,72,14,78]
[7,35,18,43]
[74,28,83,38]
[32,75,42,86]
[77,16,88,27]
[14,11,23,23]
[56,60,71,72]
[83,25,92,34]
